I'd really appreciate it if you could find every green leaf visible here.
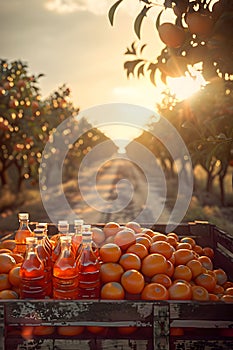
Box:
[137,64,145,78]
[124,59,144,78]
[108,0,124,26]
[134,5,152,39]
[147,63,157,86]
[155,10,163,30]
[125,42,137,55]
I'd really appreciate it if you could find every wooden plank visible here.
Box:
[4,300,153,327]
[171,339,233,350]
[0,305,4,350]
[169,302,233,321]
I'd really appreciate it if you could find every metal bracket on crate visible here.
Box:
[153,303,170,350]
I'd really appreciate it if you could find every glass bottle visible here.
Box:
[53,235,78,299]
[52,221,69,264]
[82,224,99,259]
[20,237,46,299]
[77,230,100,299]
[36,222,52,255]
[14,213,33,256]
[33,228,52,298]
[72,219,83,258]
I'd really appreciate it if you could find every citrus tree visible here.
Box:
[109,0,233,204]
[0,59,109,197]
[109,0,233,83]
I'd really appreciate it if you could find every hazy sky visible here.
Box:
[0,0,165,111]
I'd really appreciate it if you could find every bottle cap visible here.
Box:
[74,219,84,226]
[36,222,47,229]
[82,224,91,232]
[18,213,29,220]
[33,228,45,238]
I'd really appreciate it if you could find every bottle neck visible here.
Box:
[19,219,30,230]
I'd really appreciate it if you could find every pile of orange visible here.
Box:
[0,239,22,299]
[97,221,233,303]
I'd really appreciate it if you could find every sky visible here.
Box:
[0,0,166,112]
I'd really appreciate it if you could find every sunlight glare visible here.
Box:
[166,71,206,101]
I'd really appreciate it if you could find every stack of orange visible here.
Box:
[97,221,233,303]
[0,239,23,299]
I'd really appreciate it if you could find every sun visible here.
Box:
[166,69,206,101]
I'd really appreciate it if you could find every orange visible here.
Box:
[151,233,167,242]
[173,249,195,266]
[195,273,216,292]
[202,247,214,259]
[100,282,125,300]
[114,229,136,250]
[9,253,24,264]
[99,243,122,263]
[0,239,16,251]
[125,221,142,233]
[191,285,209,301]
[141,228,156,238]
[141,283,169,300]
[135,236,151,250]
[87,326,107,335]
[167,232,179,241]
[119,253,141,271]
[100,262,124,283]
[173,265,192,282]
[151,273,172,288]
[213,284,224,295]
[198,256,213,270]
[0,273,11,291]
[193,245,203,255]
[166,235,177,247]
[186,259,203,279]
[57,326,85,336]
[0,253,16,273]
[121,269,145,294]
[223,281,233,290]
[126,243,148,259]
[92,227,105,246]
[213,269,228,286]
[150,241,174,259]
[0,248,12,254]
[33,326,55,336]
[186,12,214,37]
[141,253,167,278]
[209,293,219,301]
[8,266,21,287]
[180,237,196,248]
[220,295,233,303]
[0,289,18,299]
[168,281,192,300]
[225,287,233,296]
[176,242,192,250]
[103,222,120,237]
[170,327,184,336]
[158,22,186,48]
[166,260,175,277]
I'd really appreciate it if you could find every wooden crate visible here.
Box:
[0,221,233,350]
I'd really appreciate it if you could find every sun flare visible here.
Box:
[166,70,206,101]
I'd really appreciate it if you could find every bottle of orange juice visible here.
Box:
[52,221,69,264]
[72,219,83,258]
[77,229,100,299]
[36,222,52,255]
[33,228,52,297]
[20,237,46,299]
[53,235,78,299]
[14,213,33,256]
